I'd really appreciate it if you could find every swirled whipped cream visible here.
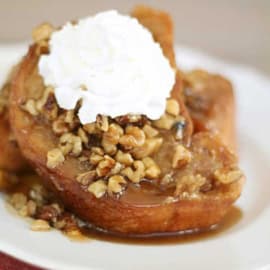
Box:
[39,10,175,124]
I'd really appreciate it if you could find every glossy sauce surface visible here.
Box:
[70,206,242,244]
[4,173,243,244]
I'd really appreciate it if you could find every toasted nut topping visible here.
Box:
[96,115,109,132]
[145,165,161,179]
[125,126,146,146]
[92,147,104,155]
[96,155,116,177]
[142,157,161,179]
[143,124,159,138]
[119,126,146,149]
[115,150,134,165]
[175,174,206,197]
[88,180,107,198]
[47,148,65,168]
[21,99,38,116]
[121,167,134,181]
[102,139,117,155]
[59,133,82,156]
[122,161,145,183]
[132,137,163,159]
[153,114,175,129]
[110,162,123,175]
[103,123,123,145]
[32,23,54,42]
[166,98,180,116]
[142,156,156,168]
[76,170,96,185]
[119,134,138,149]
[31,219,51,231]
[83,123,97,134]
[89,153,103,165]
[27,200,37,216]
[172,145,192,169]
[9,193,27,211]
[214,169,243,184]
[108,175,126,194]
[77,128,89,145]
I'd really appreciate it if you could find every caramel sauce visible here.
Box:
[3,173,243,244]
[70,206,242,244]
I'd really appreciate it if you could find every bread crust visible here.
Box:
[0,80,27,172]
[184,70,236,152]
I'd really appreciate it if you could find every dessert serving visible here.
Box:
[1,6,244,237]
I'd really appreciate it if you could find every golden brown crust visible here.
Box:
[132,5,176,68]
[184,70,236,152]
[9,44,244,235]
[0,80,27,172]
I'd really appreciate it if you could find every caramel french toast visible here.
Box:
[8,6,244,235]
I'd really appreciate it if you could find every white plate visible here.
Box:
[1,44,270,270]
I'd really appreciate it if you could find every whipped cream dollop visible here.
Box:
[39,10,175,124]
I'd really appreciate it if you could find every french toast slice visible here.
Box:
[184,70,236,152]
[9,7,244,235]
[0,80,27,171]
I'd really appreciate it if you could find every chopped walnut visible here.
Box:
[92,147,104,155]
[102,139,117,155]
[172,145,192,169]
[166,98,180,116]
[142,157,161,179]
[77,128,89,145]
[119,126,146,150]
[214,168,242,184]
[101,123,123,155]
[110,162,123,175]
[122,160,145,183]
[115,150,134,165]
[143,124,159,138]
[89,153,103,165]
[59,133,82,156]
[108,175,126,194]
[88,180,107,198]
[9,193,27,211]
[153,113,175,129]
[132,137,163,159]
[31,219,51,231]
[83,122,97,134]
[175,174,206,198]
[96,155,116,177]
[27,200,37,216]
[46,148,65,169]
[76,170,96,185]
[125,126,146,146]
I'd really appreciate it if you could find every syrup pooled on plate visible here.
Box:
[3,173,242,244]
